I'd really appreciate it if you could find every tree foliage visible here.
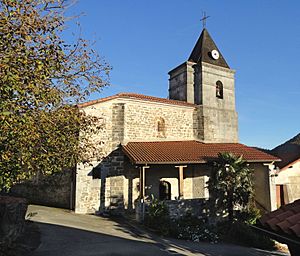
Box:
[0,0,111,191]
[207,152,254,223]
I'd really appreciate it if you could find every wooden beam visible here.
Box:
[175,165,187,199]
[140,165,149,222]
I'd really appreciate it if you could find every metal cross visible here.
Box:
[200,11,210,28]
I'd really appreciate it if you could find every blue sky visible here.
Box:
[67,0,300,149]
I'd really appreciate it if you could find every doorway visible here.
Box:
[159,181,171,200]
[276,184,285,207]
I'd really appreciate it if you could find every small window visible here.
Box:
[216,81,223,99]
[156,117,166,137]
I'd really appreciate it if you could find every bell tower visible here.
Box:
[168,29,238,143]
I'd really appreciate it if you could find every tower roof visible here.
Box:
[188,28,230,68]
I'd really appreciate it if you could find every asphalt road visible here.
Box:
[27,205,289,256]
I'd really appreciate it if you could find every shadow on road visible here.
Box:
[97,217,288,256]
[28,203,289,256]
[33,221,191,256]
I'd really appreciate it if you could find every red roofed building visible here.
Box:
[74,28,279,216]
[271,133,300,207]
[257,199,300,255]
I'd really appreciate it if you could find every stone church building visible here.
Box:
[75,29,279,215]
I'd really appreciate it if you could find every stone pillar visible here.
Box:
[75,162,101,214]
[112,103,125,148]
[266,163,277,211]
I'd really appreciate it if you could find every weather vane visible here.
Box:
[200,11,210,28]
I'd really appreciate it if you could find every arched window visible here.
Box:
[216,80,223,99]
[159,181,171,200]
[156,117,166,137]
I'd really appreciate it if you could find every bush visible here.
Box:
[169,213,219,243]
[144,198,170,236]
[144,199,273,250]
[221,221,275,250]
[235,207,261,225]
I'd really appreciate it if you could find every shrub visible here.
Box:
[144,198,170,236]
[236,206,261,225]
[221,221,275,250]
[169,213,219,243]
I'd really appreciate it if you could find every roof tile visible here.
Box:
[122,140,279,164]
[260,200,300,239]
[78,93,196,108]
[289,223,300,237]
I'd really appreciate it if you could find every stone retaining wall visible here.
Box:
[165,199,207,219]
[10,170,74,209]
[0,196,28,248]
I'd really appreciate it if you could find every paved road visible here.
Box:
[28,205,289,256]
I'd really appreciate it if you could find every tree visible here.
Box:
[0,0,111,191]
[207,152,254,223]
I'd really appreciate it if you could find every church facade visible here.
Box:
[75,29,279,215]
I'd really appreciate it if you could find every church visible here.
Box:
[75,28,279,216]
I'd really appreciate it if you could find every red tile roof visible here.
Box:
[259,199,300,238]
[77,93,196,108]
[122,140,280,164]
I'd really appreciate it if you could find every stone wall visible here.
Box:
[169,59,239,143]
[112,103,125,148]
[168,61,195,103]
[123,100,195,142]
[164,199,207,219]
[252,163,275,212]
[75,162,101,214]
[197,63,238,143]
[199,63,236,109]
[10,170,74,209]
[76,102,116,214]
[0,196,28,248]
[197,105,238,143]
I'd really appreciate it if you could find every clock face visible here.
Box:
[211,49,220,60]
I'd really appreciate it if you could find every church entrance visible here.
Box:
[159,181,171,200]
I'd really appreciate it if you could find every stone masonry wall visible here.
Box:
[196,63,238,143]
[197,105,239,143]
[76,102,114,214]
[76,162,101,214]
[165,199,207,219]
[112,103,125,148]
[123,100,195,142]
[11,170,74,209]
[169,62,195,103]
[252,163,274,212]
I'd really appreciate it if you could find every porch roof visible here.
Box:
[122,140,280,165]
